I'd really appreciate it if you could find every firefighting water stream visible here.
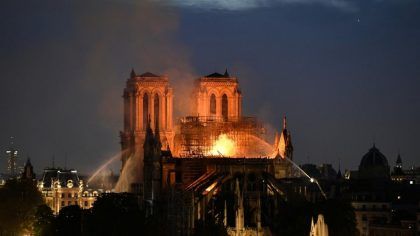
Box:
[283,157,328,199]
[88,133,327,199]
[115,149,142,192]
[87,150,129,186]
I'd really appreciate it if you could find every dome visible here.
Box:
[358,144,390,179]
[359,145,389,168]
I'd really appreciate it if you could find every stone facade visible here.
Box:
[120,70,174,176]
[193,72,242,121]
[38,168,99,214]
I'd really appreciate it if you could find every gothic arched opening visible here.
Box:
[210,94,216,115]
[143,93,149,130]
[154,94,160,128]
[222,94,228,120]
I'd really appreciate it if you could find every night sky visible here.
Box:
[1,0,419,175]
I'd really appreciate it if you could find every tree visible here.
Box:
[0,178,43,235]
[317,199,357,236]
[55,205,82,236]
[270,198,313,236]
[34,204,54,236]
[85,193,144,235]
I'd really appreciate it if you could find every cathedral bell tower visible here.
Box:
[120,70,174,176]
[193,70,242,121]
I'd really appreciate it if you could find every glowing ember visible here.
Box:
[210,134,236,157]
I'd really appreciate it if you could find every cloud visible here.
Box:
[159,0,356,11]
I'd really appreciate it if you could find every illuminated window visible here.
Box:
[222,94,228,120]
[143,93,149,130]
[210,94,216,115]
[154,94,159,128]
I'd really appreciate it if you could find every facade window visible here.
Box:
[210,94,216,115]
[222,94,228,120]
[74,193,78,198]
[143,93,149,130]
[61,193,65,198]
[84,201,88,207]
[68,193,72,198]
[154,94,159,128]
[61,201,65,207]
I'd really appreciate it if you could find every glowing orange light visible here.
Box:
[203,182,218,195]
[210,134,236,157]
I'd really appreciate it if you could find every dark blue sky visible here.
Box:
[1,0,419,174]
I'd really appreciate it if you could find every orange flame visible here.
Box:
[210,134,236,157]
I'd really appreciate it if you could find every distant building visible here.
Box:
[351,201,391,235]
[37,168,101,214]
[300,163,338,181]
[21,158,36,180]
[391,154,420,184]
[358,144,390,180]
[346,145,419,236]
[5,137,19,177]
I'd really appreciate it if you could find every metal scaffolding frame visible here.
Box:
[176,116,266,158]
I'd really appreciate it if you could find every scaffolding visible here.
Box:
[176,116,267,158]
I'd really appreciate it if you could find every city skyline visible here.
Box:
[1,0,419,175]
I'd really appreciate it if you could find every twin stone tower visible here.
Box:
[119,69,293,185]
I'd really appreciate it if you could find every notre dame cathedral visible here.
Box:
[119,69,294,235]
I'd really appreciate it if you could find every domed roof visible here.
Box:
[359,144,389,169]
[358,144,390,179]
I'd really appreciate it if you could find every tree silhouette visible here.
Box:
[34,204,54,236]
[55,205,82,236]
[0,178,43,235]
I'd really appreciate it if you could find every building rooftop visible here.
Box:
[360,145,389,169]
[40,168,81,188]
[204,69,230,78]
[139,72,160,77]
